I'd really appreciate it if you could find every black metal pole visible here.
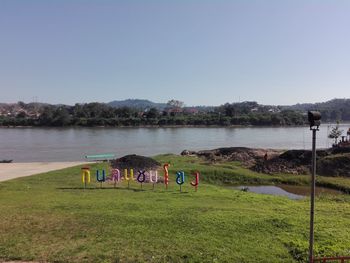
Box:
[309,128,317,263]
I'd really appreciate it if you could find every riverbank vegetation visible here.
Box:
[0,102,305,127]
[1,155,350,262]
[1,98,350,127]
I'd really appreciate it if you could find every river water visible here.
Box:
[234,185,343,200]
[0,124,348,162]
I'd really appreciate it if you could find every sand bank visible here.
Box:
[0,162,88,182]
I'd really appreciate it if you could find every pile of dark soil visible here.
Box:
[191,147,281,166]
[185,146,350,176]
[190,147,311,174]
[253,149,350,176]
[251,149,330,175]
[110,154,161,170]
[331,147,350,155]
[317,153,350,177]
[252,158,310,175]
[279,150,329,165]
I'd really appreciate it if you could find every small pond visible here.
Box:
[234,185,343,200]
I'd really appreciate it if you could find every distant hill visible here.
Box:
[107,99,167,110]
[283,98,350,121]
[285,98,350,111]
[1,98,349,121]
[107,99,216,112]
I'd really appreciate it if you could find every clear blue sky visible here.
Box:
[1,0,349,106]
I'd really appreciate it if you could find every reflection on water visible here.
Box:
[0,125,347,162]
[234,185,342,200]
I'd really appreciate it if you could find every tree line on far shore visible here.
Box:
[0,99,349,127]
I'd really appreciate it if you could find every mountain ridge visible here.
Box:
[1,98,349,111]
[107,99,167,110]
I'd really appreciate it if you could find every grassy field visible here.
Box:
[0,155,350,262]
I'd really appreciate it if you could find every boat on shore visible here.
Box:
[0,160,13,163]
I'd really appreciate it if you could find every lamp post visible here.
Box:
[308,111,321,263]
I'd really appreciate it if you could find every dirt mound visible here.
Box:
[185,147,350,176]
[110,154,161,170]
[317,153,350,177]
[190,147,315,175]
[252,149,330,175]
[252,158,309,175]
[331,147,350,155]
[279,150,329,165]
[194,147,281,166]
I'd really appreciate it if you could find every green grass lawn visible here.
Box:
[1,155,350,262]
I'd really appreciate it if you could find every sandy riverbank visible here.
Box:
[0,162,88,182]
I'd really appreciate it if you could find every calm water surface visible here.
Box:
[0,125,348,162]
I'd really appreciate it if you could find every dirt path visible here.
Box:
[0,162,88,182]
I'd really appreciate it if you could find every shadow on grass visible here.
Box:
[57,187,147,192]
[57,187,192,194]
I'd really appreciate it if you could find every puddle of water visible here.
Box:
[278,185,342,197]
[234,185,342,200]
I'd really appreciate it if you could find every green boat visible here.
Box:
[85,154,115,161]
[0,160,13,163]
